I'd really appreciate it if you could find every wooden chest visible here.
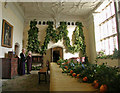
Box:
[1,58,18,79]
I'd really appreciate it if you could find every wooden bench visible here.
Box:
[38,67,48,84]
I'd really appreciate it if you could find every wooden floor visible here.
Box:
[50,62,98,92]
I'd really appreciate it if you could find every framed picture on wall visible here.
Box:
[1,19,13,48]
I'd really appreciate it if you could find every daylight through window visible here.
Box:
[94,0,118,55]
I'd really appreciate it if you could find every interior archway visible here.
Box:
[14,42,20,56]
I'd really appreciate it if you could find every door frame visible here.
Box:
[51,47,63,62]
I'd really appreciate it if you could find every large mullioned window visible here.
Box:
[94,0,118,55]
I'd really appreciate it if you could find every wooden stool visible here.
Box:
[38,67,48,84]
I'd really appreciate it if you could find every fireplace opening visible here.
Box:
[53,50,60,62]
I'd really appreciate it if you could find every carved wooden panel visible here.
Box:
[1,58,18,79]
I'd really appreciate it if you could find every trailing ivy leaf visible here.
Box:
[40,21,87,58]
[27,19,40,53]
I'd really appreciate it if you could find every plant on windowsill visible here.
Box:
[96,48,120,59]
[112,48,120,59]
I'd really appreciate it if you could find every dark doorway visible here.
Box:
[51,47,63,62]
[53,50,60,62]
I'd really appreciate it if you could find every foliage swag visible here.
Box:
[40,21,87,56]
[27,19,40,53]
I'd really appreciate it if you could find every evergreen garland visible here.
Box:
[40,21,87,56]
[27,19,40,53]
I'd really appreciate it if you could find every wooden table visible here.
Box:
[38,67,48,84]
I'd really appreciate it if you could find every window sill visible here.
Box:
[96,58,119,67]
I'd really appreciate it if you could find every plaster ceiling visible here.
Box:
[18,1,103,22]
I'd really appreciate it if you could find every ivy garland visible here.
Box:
[40,21,87,57]
[27,19,40,53]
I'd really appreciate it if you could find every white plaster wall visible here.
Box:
[23,24,80,60]
[0,1,2,89]
[0,2,24,58]
[23,13,89,65]
[47,25,80,59]
[0,2,2,58]
[48,38,79,60]
[85,14,97,63]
